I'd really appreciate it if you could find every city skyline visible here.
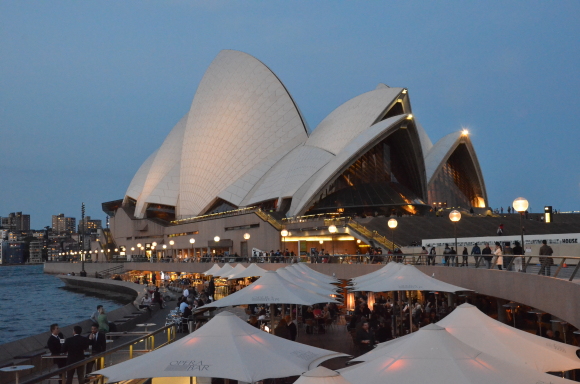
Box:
[1,1,579,228]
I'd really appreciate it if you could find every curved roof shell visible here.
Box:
[178,50,309,217]
[123,50,486,220]
[425,131,488,206]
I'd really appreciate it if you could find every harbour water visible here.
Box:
[0,265,131,345]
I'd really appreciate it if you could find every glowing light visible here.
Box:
[388,218,398,229]
[243,233,250,240]
[328,225,337,233]
[513,197,529,213]
[214,236,220,242]
[449,210,461,222]
[406,114,413,120]
[281,229,289,237]
[462,129,469,136]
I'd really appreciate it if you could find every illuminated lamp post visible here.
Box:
[169,240,175,261]
[513,197,529,270]
[281,229,288,258]
[388,218,397,261]
[130,247,135,261]
[189,238,196,262]
[137,243,142,259]
[162,244,167,261]
[152,242,157,262]
[244,233,250,260]
[328,225,337,257]
[449,210,461,267]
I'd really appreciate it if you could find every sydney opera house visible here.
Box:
[103,50,487,258]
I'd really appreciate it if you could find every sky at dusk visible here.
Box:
[1,1,579,229]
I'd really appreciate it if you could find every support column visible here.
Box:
[496,298,508,324]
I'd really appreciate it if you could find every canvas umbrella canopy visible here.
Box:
[213,263,235,278]
[93,311,348,383]
[292,264,339,284]
[222,263,246,279]
[200,271,339,308]
[436,303,580,372]
[293,366,352,384]
[349,264,471,293]
[339,324,573,384]
[228,263,267,279]
[277,268,341,297]
[348,262,403,286]
[202,263,222,276]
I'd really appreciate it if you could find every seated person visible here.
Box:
[248,315,260,329]
[139,294,153,314]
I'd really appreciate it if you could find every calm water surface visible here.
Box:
[0,265,131,344]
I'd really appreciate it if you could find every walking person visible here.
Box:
[471,243,481,266]
[494,242,503,270]
[461,247,468,267]
[513,241,524,272]
[539,240,554,276]
[428,247,436,265]
[503,242,514,271]
[443,244,451,266]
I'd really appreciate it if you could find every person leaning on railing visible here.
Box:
[539,240,554,276]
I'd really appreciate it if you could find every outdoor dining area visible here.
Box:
[77,261,580,384]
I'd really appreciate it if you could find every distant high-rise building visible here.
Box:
[78,216,102,233]
[0,212,30,231]
[52,214,76,234]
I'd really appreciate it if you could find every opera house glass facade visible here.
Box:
[106,50,487,224]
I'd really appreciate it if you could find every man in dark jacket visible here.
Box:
[471,243,481,266]
[355,321,375,355]
[539,240,554,276]
[285,315,297,341]
[86,324,106,373]
[63,326,90,384]
[482,243,492,269]
[47,323,66,369]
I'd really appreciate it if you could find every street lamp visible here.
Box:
[449,210,461,266]
[137,243,142,258]
[243,233,251,260]
[513,197,529,265]
[169,239,175,260]
[162,244,167,260]
[281,229,288,254]
[189,238,196,262]
[388,218,397,258]
[328,225,337,256]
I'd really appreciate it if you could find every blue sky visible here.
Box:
[1,1,579,228]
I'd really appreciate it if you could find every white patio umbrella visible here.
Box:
[277,268,341,297]
[228,263,267,279]
[202,263,222,276]
[293,366,352,384]
[436,303,580,372]
[292,264,339,283]
[349,264,471,293]
[93,311,348,383]
[213,263,235,278]
[200,271,338,308]
[222,263,246,279]
[348,262,403,286]
[339,324,572,384]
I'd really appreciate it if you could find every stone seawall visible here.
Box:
[0,276,159,382]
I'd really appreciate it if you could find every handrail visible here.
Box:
[19,324,177,384]
[323,218,398,250]
[254,209,284,231]
[172,206,259,225]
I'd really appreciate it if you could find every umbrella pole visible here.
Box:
[399,291,403,337]
[408,293,412,333]
[270,303,276,332]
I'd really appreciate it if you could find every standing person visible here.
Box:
[273,319,290,340]
[503,242,514,271]
[471,243,481,266]
[47,324,66,369]
[152,273,157,286]
[63,326,90,384]
[152,287,164,309]
[420,246,428,264]
[443,244,451,266]
[449,247,457,267]
[97,307,109,333]
[90,305,102,324]
[482,243,492,269]
[539,240,554,276]
[428,247,436,265]
[355,321,375,355]
[461,247,468,267]
[494,242,503,270]
[512,241,524,272]
[86,324,106,373]
[284,315,297,341]
[207,277,215,302]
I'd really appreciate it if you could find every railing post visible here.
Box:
[569,263,580,281]
[129,344,133,359]
[554,258,566,278]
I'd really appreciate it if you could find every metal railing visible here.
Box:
[18,324,177,384]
